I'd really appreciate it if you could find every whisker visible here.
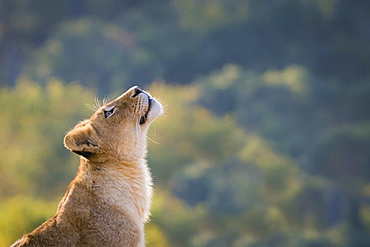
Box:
[83,101,96,112]
[147,136,159,145]
[102,97,109,105]
[90,98,98,111]
[90,97,110,111]
[154,97,168,118]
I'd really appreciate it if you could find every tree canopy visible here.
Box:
[1,0,369,246]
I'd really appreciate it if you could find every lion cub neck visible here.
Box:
[70,157,153,223]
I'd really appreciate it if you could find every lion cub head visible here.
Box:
[64,86,162,162]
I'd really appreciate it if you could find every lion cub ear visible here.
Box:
[64,121,100,159]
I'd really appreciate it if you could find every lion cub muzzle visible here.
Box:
[130,86,153,124]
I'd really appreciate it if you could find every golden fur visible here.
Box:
[11,86,162,247]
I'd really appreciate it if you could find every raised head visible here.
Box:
[64,86,162,162]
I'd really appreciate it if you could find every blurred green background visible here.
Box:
[1,0,370,246]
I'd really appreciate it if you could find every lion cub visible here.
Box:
[12,86,162,247]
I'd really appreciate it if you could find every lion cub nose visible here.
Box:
[131,86,143,98]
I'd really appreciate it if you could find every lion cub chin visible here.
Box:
[12,86,162,247]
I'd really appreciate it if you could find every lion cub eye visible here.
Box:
[103,106,115,119]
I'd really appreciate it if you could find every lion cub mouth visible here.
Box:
[132,88,153,125]
[139,95,152,125]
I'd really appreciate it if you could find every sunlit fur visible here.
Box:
[11,86,162,247]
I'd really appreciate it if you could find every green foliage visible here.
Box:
[308,123,370,193]
[0,78,95,199]
[198,64,313,158]
[0,196,59,246]
[25,18,156,95]
[1,1,370,246]
[4,0,369,89]
[147,83,244,182]
[145,222,170,247]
